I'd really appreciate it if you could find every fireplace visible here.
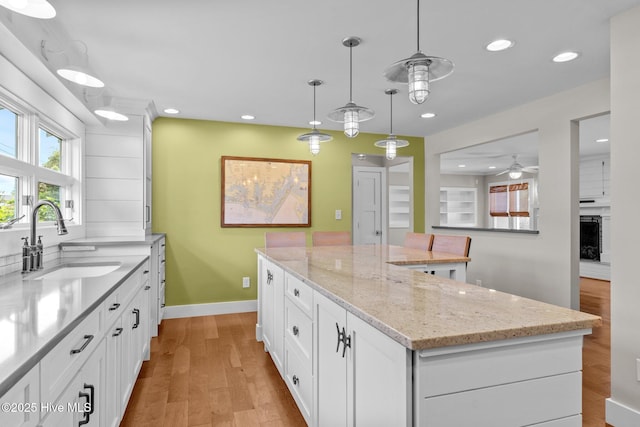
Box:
[580,215,602,261]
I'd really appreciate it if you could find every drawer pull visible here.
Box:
[161,259,165,264]
[266,269,273,284]
[132,308,140,329]
[292,375,299,386]
[162,279,166,284]
[161,303,166,308]
[108,303,121,311]
[293,288,300,297]
[292,325,299,336]
[71,334,94,355]
[144,285,151,290]
[78,383,95,425]
[143,270,150,274]
[112,327,123,337]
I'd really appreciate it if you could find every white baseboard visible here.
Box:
[606,398,640,426]
[163,300,257,319]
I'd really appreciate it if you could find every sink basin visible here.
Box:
[33,262,121,280]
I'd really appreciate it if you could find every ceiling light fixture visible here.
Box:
[0,0,55,19]
[421,112,436,118]
[297,80,332,156]
[41,40,104,88]
[374,89,409,160]
[553,51,579,63]
[486,39,514,52]
[596,138,609,143]
[328,37,374,138]
[384,0,454,104]
[164,108,180,114]
[309,120,321,126]
[94,109,129,122]
[241,114,255,120]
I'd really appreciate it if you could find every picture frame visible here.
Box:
[221,156,311,227]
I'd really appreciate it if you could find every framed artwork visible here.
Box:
[221,156,311,227]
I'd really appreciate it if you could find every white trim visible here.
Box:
[606,398,640,426]
[163,300,257,319]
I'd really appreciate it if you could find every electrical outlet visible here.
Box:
[242,277,250,288]
[476,279,482,287]
[335,209,342,220]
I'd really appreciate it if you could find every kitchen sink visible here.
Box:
[32,262,121,280]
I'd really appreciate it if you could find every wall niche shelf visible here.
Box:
[440,187,477,227]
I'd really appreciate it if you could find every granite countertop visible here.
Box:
[0,255,148,397]
[257,245,602,351]
[59,233,165,247]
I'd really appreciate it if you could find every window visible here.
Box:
[489,181,532,230]
[38,182,61,222]
[0,105,18,158]
[0,173,17,223]
[39,128,62,171]
[0,89,79,232]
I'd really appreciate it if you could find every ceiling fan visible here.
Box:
[496,155,538,179]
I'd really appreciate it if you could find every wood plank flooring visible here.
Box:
[122,278,612,426]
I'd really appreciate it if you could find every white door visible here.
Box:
[352,167,386,245]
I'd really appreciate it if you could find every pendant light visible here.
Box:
[297,80,332,156]
[0,0,56,19]
[327,37,374,138]
[384,0,453,104]
[374,89,409,160]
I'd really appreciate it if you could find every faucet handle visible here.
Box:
[21,236,29,245]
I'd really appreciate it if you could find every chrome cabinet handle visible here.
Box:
[335,323,351,358]
[71,335,94,355]
[293,325,299,336]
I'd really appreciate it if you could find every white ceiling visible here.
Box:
[1,1,637,139]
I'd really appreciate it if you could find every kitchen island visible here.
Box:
[256,245,601,426]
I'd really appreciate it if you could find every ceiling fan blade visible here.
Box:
[496,170,509,176]
[523,166,539,173]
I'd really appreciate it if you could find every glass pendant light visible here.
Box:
[384,0,453,104]
[297,80,332,156]
[328,37,374,138]
[374,89,409,160]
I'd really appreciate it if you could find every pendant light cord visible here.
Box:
[349,44,353,102]
[389,92,394,134]
[312,83,317,129]
[416,0,420,52]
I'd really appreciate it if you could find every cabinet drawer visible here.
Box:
[41,307,102,404]
[119,261,148,304]
[284,298,312,362]
[284,343,312,424]
[420,372,581,427]
[285,273,313,317]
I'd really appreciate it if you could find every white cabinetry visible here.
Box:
[0,364,40,427]
[258,256,285,375]
[440,187,477,227]
[85,114,153,238]
[314,291,411,427]
[580,156,610,200]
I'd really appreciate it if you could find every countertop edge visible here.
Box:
[59,233,166,247]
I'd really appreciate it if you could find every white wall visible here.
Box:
[425,79,609,308]
[607,5,640,424]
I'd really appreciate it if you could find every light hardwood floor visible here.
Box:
[121,278,611,427]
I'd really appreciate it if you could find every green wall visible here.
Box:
[152,118,424,306]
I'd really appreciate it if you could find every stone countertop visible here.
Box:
[59,233,165,247]
[256,245,601,351]
[0,255,148,397]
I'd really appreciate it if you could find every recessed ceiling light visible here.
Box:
[241,114,255,120]
[421,112,436,118]
[553,51,579,63]
[309,120,321,126]
[488,166,496,169]
[164,108,180,114]
[458,164,466,168]
[596,138,609,143]
[486,39,514,52]
[95,109,129,121]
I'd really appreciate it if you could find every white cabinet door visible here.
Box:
[0,364,40,427]
[260,257,285,374]
[315,291,348,427]
[105,318,123,427]
[314,291,411,427]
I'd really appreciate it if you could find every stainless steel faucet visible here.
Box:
[22,200,68,272]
